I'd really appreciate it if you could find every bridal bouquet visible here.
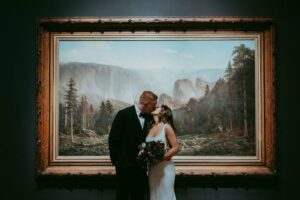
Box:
[137,141,165,165]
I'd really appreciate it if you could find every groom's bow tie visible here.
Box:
[139,112,147,118]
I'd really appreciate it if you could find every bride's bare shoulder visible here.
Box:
[164,124,174,133]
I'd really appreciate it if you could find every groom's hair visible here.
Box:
[139,91,157,104]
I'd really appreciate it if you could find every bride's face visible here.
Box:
[151,106,161,116]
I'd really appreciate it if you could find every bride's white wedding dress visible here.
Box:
[146,124,176,200]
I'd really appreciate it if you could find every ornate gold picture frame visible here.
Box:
[36,17,276,177]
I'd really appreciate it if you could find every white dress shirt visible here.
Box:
[134,104,145,129]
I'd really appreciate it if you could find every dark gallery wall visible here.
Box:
[2,0,300,199]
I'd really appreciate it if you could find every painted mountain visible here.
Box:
[59,62,150,107]
[59,62,220,111]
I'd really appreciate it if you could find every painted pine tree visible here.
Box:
[232,44,254,138]
[64,78,78,142]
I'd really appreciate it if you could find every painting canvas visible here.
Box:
[54,35,259,161]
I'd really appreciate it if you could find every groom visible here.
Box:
[109,91,157,200]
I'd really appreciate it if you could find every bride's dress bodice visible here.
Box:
[146,124,168,149]
[146,124,176,200]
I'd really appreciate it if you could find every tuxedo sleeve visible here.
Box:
[108,111,123,166]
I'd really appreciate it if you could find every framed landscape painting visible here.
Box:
[36,17,276,176]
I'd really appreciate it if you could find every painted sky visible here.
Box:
[59,39,255,70]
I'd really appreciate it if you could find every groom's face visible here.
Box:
[142,100,157,113]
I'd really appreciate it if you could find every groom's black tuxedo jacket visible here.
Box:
[109,105,151,168]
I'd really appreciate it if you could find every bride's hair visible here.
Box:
[158,105,176,130]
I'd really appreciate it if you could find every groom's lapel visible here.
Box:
[130,105,143,131]
[142,115,152,137]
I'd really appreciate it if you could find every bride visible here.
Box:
[146,105,180,200]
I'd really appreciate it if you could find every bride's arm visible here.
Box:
[163,124,180,161]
